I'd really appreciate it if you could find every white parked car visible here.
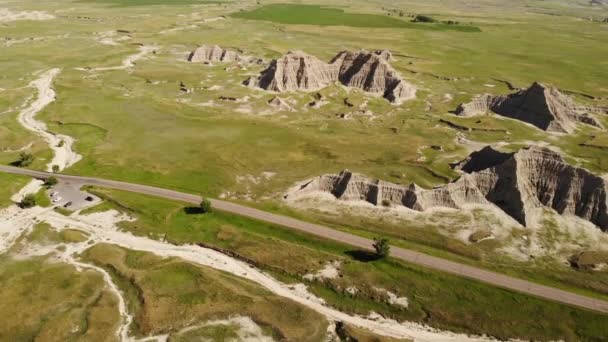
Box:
[52,197,62,203]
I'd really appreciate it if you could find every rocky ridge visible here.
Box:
[245,49,415,104]
[244,50,338,92]
[286,146,608,231]
[454,82,604,133]
[188,44,243,63]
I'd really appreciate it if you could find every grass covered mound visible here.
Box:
[231,4,480,32]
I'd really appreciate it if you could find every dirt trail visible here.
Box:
[82,45,158,72]
[159,16,225,34]
[18,68,82,172]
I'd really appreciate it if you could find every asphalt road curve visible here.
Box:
[2,164,608,314]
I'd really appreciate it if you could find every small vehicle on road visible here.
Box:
[52,196,62,203]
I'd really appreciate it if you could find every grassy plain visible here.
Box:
[0,173,29,207]
[81,187,608,341]
[2,0,608,339]
[231,4,481,32]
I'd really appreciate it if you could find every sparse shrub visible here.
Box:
[200,198,212,213]
[57,140,65,147]
[19,194,36,209]
[412,14,436,23]
[44,176,58,187]
[381,199,391,207]
[373,237,390,259]
[15,152,34,167]
[52,165,60,173]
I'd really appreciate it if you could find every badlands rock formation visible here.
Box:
[286,146,608,231]
[188,44,242,63]
[245,50,416,104]
[454,82,603,133]
[331,50,416,104]
[450,145,512,173]
[245,50,338,92]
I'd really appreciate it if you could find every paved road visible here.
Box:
[3,164,608,314]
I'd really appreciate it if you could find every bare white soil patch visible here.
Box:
[95,30,132,46]
[304,260,341,281]
[0,8,54,22]
[375,288,409,309]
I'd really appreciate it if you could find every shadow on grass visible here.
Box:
[183,207,206,215]
[345,250,380,262]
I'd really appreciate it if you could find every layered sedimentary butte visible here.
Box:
[245,50,415,104]
[245,50,338,92]
[287,146,608,231]
[188,44,242,63]
[454,82,604,133]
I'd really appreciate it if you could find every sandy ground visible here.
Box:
[0,8,54,22]
[18,69,82,172]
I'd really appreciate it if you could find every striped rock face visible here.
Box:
[454,82,604,133]
[245,50,416,104]
[287,146,608,231]
[188,45,242,63]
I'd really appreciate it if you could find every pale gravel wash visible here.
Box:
[18,68,82,172]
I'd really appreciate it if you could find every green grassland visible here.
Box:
[231,4,481,32]
[0,173,29,207]
[82,243,328,341]
[80,187,608,341]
